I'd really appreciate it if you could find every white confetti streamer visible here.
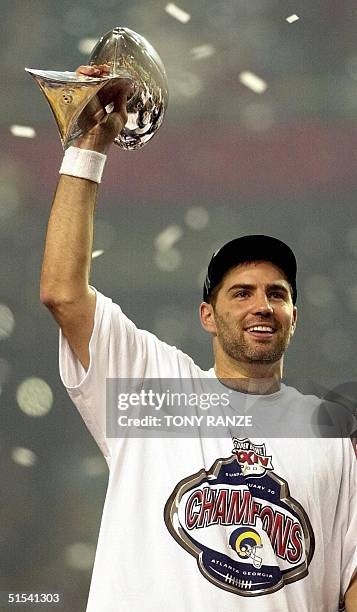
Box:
[10,125,36,139]
[165,3,191,23]
[155,225,183,252]
[286,14,299,24]
[92,250,104,259]
[190,45,215,60]
[239,71,267,94]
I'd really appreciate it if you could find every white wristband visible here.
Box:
[59,146,107,184]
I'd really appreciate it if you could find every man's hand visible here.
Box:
[74,64,132,153]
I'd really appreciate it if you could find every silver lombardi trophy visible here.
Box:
[25,27,169,151]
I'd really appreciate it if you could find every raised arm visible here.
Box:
[40,65,130,369]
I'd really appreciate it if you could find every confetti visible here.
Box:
[155,248,182,272]
[65,543,95,571]
[10,125,36,139]
[78,37,99,55]
[174,72,202,97]
[286,14,299,24]
[81,456,107,477]
[12,447,37,468]
[92,249,104,259]
[0,304,15,340]
[16,377,53,417]
[155,225,183,252]
[190,45,215,60]
[239,71,267,94]
[184,206,210,230]
[165,3,191,23]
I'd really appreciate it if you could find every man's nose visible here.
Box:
[252,292,274,315]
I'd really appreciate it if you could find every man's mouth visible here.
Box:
[245,325,276,339]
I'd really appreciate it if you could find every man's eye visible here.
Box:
[270,292,284,299]
[234,291,249,298]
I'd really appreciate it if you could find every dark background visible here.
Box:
[1,1,357,610]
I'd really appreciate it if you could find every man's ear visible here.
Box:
[200,302,217,334]
[290,306,298,337]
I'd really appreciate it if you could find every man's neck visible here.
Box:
[214,354,283,394]
[214,372,281,394]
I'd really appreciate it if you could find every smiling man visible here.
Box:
[200,236,297,394]
[41,64,356,611]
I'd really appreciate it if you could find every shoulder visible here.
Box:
[281,383,321,405]
[96,288,211,377]
[279,384,356,439]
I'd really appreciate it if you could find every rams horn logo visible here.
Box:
[229,527,263,569]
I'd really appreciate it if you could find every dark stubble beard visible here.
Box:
[214,311,292,364]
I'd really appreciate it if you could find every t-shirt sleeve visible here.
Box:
[59,287,198,462]
[340,439,357,600]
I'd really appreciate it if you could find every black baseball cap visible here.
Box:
[203,235,297,304]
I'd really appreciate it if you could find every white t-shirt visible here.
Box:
[59,289,357,612]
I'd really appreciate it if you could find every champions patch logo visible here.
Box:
[164,440,315,597]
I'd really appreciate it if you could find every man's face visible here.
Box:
[209,261,297,365]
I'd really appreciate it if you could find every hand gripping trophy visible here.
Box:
[26,27,169,150]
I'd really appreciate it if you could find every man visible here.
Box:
[41,64,356,611]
